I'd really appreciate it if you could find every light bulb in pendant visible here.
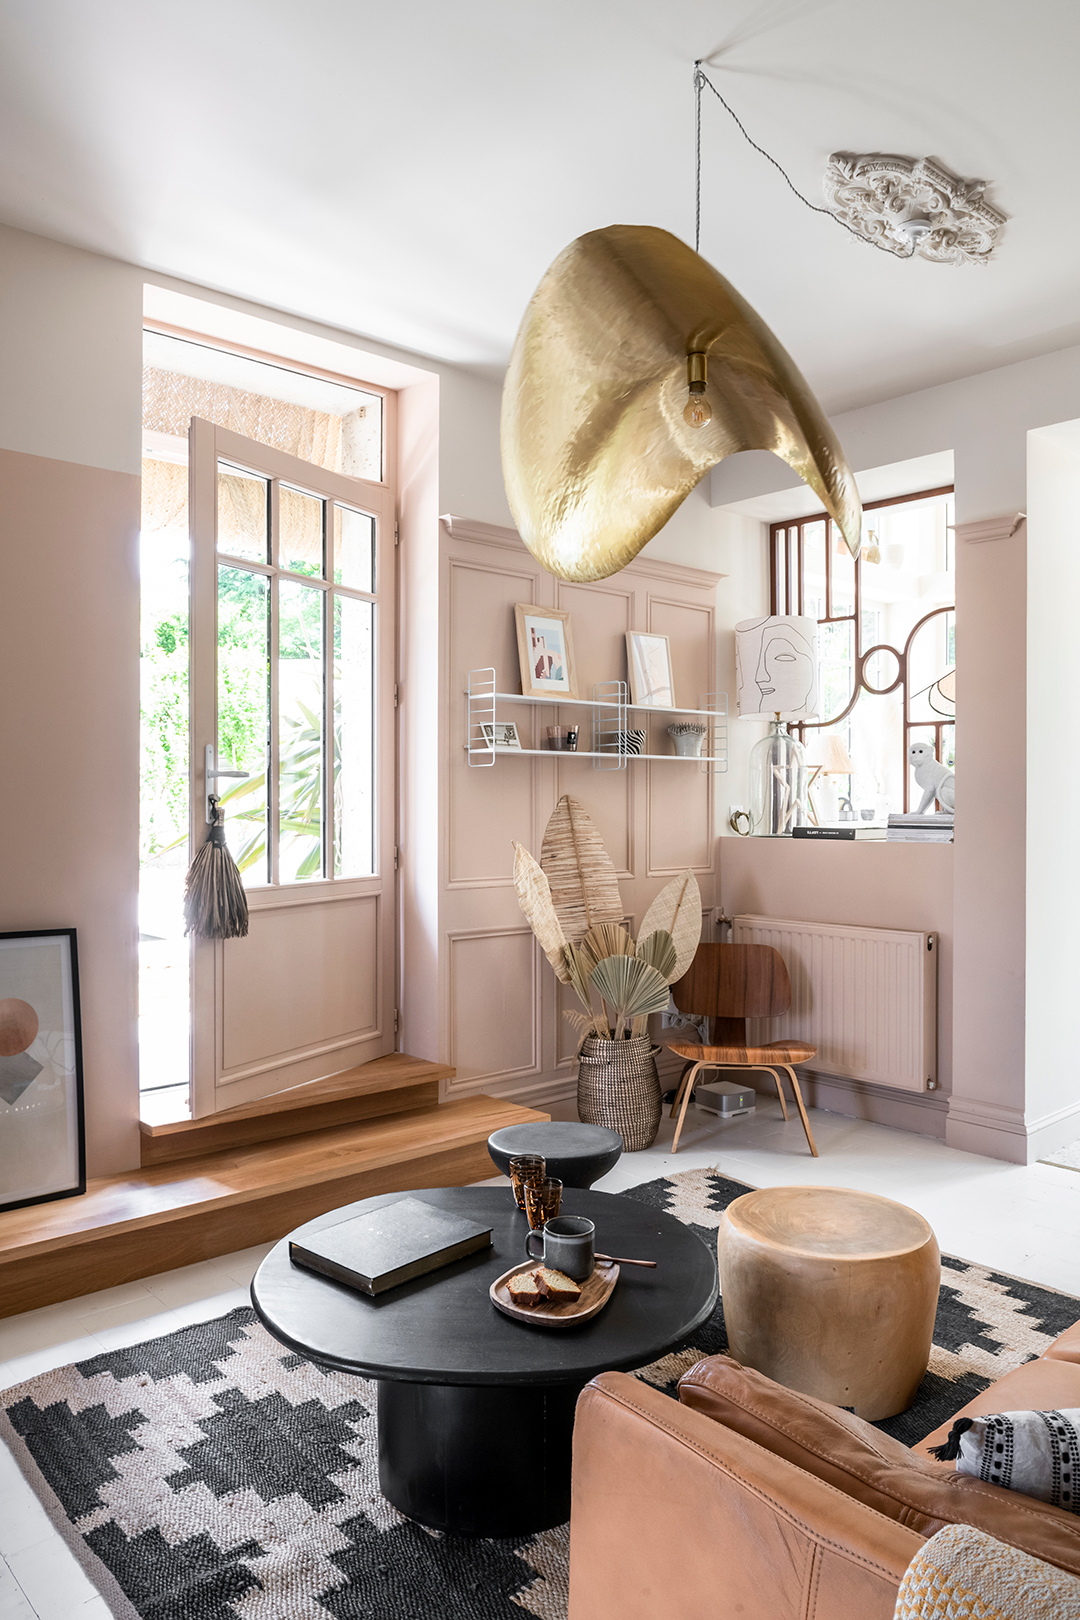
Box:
[683,351,712,428]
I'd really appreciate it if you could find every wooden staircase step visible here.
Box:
[140,1053,456,1167]
[0,1094,546,1318]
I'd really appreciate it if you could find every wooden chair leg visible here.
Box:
[760,1066,788,1120]
[669,1063,695,1120]
[782,1065,818,1157]
[671,1062,706,1153]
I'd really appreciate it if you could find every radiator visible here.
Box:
[733,915,937,1093]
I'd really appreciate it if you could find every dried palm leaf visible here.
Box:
[512,841,570,982]
[562,942,595,1010]
[540,795,623,944]
[638,870,702,983]
[589,954,671,1027]
[637,928,677,981]
[580,922,634,973]
[563,1008,604,1044]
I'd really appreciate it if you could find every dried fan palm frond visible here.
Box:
[512,841,570,982]
[580,922,634,973]
[589,954,671,1030]
[637,928,677,981]
[638,870,702,982]
[540,795,623,944]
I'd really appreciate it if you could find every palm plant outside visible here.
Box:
[141,555,334,880]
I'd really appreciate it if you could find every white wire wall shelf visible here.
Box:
[465,668,728,773]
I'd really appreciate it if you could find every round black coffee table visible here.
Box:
[251,1186,716,1538]
[486,1120,624,1188]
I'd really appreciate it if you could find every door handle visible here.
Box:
[205,743,251,823]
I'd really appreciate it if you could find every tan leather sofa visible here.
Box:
[568,1318,1080,1619]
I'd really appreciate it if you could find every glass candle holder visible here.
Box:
[524,1176,563,1230]
[508,1153,546,1212]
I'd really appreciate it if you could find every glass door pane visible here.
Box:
[280,485,325,576]
[217,566,270,884]
[218,463,269,560]
[278,579,325,882]
[335,596,375,877]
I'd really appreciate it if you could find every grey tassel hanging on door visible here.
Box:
[184,797,249,939]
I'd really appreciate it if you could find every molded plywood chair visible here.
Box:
[668,943,818,1156]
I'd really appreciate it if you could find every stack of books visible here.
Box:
[887,813,954,843]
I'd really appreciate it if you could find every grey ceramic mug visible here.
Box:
[525,1215,595,1282]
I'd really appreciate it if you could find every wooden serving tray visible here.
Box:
[489,1260,619,1327]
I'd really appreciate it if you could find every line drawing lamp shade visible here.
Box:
[735,617,820,722]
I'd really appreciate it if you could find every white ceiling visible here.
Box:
[1,0,1077,412]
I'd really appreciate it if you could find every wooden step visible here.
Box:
[140,1053,455,1167]
[0,1094,547,1318]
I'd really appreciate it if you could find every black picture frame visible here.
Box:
[0,927,86,1213]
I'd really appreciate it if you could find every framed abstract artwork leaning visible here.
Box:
[626,631,676,708]
[514,604,578,699]
[0,928,86,1214]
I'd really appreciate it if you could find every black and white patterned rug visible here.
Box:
[2,1168,1078,1620]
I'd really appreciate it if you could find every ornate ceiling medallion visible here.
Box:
[823,153,1006,264]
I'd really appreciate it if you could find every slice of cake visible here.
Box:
[506,1269,543,1307]
[534,1267,582,1304]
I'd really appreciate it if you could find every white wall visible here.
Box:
[1026,419,1080,1153]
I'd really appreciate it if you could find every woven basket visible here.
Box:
[577,1035,663,1151]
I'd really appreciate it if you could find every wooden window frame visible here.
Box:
[768,486,954,812]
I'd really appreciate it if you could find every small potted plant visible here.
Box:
[513,796,701,1149]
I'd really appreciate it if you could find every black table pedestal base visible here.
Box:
[377,1378,580,1537]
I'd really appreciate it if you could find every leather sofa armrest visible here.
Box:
[569,1372,924,1620]
[1044,1317,1080,1364]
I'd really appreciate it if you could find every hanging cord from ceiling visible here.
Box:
[693,63,913,258]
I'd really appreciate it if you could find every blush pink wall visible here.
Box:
[719,837,953,1136]
[0,448,141,1175]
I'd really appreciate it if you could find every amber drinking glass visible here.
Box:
[508,1154,546,1213]
[524,1177,563,1231]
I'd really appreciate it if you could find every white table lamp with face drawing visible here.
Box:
[735,617,820,835]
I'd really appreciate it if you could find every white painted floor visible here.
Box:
[1,1097,1078,1618]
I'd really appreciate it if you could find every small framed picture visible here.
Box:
[0,928,86,1214]
[480,722,522,751]
[515,605,578,699]
[626,631,676,708]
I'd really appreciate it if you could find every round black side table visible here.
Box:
[251,1186,716,1538]
[486,1120,624,1189]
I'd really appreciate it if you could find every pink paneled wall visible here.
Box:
[720,837,953,1137]
[438,518,721,1111]
[0,448,141,1175]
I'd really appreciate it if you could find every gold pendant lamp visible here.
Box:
[500,70,863,583]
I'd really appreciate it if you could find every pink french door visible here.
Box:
[187,419,396,1116]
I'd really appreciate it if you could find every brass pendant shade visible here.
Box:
[500,224,862,582]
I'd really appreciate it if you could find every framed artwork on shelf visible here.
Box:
[0,928,85,1214]
[480,722,522,751]
[514,604,578,699]
[626,631,676,708]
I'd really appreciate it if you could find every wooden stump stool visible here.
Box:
[717,1185,940,1420]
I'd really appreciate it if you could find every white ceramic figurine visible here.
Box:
[908,741,955,814]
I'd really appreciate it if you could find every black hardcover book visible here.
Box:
[792,824,885,841]
[289,1196,493,1296]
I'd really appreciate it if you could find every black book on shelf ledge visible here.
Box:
[793,823,886,841]
[289,1195,494,1296]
